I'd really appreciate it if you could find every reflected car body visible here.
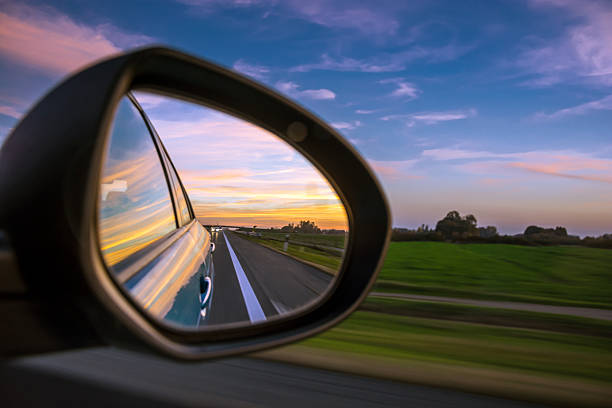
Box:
[99,94,214,328]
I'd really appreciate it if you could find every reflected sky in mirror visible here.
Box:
[134,91,348,232]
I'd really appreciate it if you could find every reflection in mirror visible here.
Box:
[97,92,348,330]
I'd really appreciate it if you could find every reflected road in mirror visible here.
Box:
[206,228,334,324]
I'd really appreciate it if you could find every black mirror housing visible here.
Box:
[0,47,390,359]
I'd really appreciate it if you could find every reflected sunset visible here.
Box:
[137,92,348,231]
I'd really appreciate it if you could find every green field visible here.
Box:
[258,231,346,249]
[255,241,612,406]
[259,303,612,407]
[299,310,612,382]
[233,232,343,272]
[375,242,612,309]
[363,297,612,337]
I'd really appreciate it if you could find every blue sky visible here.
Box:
[1,0,611,235]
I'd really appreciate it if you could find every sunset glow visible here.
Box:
[137,93,349,231]
[1,0,611,237]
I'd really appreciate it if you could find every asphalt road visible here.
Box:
[205,230,333,326]
[1,347,548,408]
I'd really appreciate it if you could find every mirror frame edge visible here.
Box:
[0,46,391,359]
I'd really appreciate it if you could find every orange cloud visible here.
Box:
[0,11,117,74]
[0,5,152,75]
[508,162,612,183]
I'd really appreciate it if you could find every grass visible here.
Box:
[299,311,612,382]
[258,231,346,249]
[375,241,612,309]
[250,241,612,405]
[234,232,343,271]
[362,296,612,338]
[256,309,612,407]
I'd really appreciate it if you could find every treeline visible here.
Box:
[392,211,612,249]
[239,220,345,235]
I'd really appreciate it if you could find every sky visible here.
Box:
[1,0,611,236]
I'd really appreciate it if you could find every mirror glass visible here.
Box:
[97,92,348,330]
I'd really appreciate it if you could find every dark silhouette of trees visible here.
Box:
[524,225,568,236]
[435,210,478,238]
[280,220,321,233]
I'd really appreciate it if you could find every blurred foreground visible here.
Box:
[256,242,612,408]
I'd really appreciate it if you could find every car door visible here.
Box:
[98,94,213,328]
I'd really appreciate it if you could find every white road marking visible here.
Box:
[222,231,266,323]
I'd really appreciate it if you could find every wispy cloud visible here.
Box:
[275,80,336,100]
[379,78,420,99]
[382,109,477,125]
[291,43,473,73]
[0,105,21,119]
[232,59,270,80]
[0,4,153,75]
[355,109,377,114]
[534,94,612,119]
[331,120,362,130]
[284,0,399,36]
[178,0,399,36]
[367,159,421,180]
[423,147,612,184]
[518,0,612,87]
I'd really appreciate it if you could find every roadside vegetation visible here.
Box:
[233,231,343,272]
[260,297,612,407]
[376,241,612,309]
[252,211,612,406]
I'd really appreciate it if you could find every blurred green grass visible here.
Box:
[258,231,346,249]
[363,297,612,337]
[300,309,612,382]
[256,242,612,406]
[376,242,612,308]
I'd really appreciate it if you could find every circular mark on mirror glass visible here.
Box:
[287,121,308,142]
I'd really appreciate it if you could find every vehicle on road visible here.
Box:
[99,93,214,328]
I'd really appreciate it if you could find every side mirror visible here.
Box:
[0,47,390,360]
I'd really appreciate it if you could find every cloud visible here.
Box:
[141,100,348,229]
[285,0,399,36]
[331,121,362,130]
[290,43,474,73]
[0,4,153,75]
[424,147,612,184]
[0,105,20,119]
[275,81,335,100]
[355,109,376,114]
[300,89,336,100]
[379,78,420,99]
[132,92,169,110]
[534,94,612,119]
[518,0,612,86]
[178,0,399,36]
[232,59,270,80]
[291,53,404,73]
[367,159,421,180]
[382,109,477,125]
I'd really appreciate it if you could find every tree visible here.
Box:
[280,220,322,233]
[478,226,498,238]
[524,225,544,235]
[435,210,478,239]
[524,225,568,236]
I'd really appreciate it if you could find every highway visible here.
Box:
[1,347,548,408]
[205,230,333,326]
